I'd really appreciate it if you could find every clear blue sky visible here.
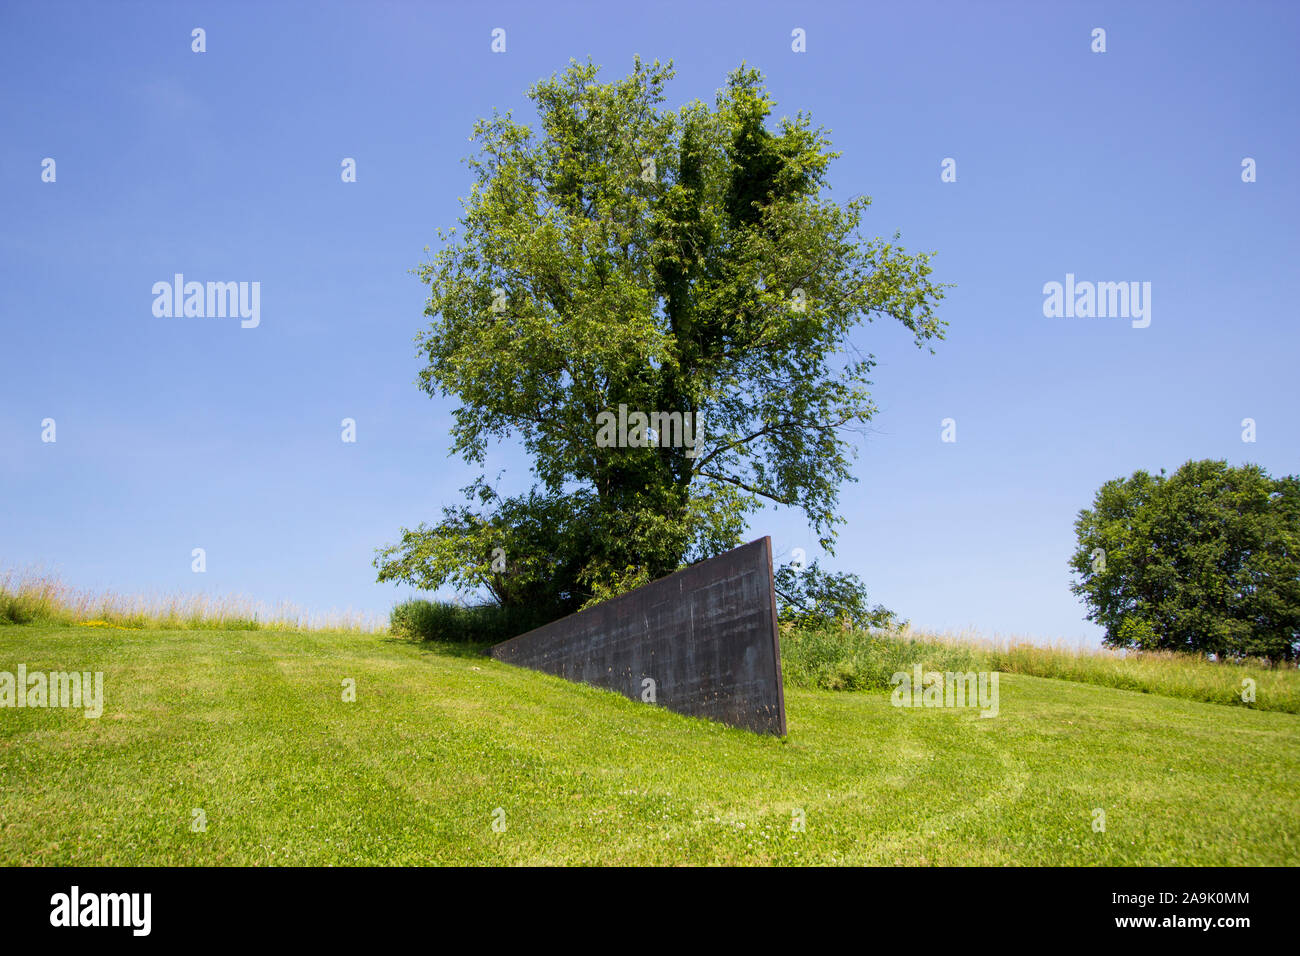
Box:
[2,1,1296,642]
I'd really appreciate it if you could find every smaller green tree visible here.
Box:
[773,560,899,631]
[1069,459,1300,663]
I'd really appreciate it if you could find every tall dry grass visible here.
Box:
[780,622,1300,713]
[0,567,387,633]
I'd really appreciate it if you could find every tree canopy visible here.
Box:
[376,58,946,616]
[1070,459,1300,662]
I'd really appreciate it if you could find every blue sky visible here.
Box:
[2,1,1296,642]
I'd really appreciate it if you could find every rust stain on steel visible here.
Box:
[488,537,786,735]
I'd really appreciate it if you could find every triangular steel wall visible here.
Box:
[489,537,786,735]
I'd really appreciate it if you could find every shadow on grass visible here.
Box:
[382,636,496,659]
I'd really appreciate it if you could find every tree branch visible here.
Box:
[697,469,793,506]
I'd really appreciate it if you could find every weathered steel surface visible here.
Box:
[488,537,786,735]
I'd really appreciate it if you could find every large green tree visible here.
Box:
[1070,459,1300,662]
[376,58,946,614]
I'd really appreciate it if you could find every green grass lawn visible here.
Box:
[1,623,1296,865]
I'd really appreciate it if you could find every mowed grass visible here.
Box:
[1,623,1296,865]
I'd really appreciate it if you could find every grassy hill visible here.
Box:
[1,622,1296,865]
